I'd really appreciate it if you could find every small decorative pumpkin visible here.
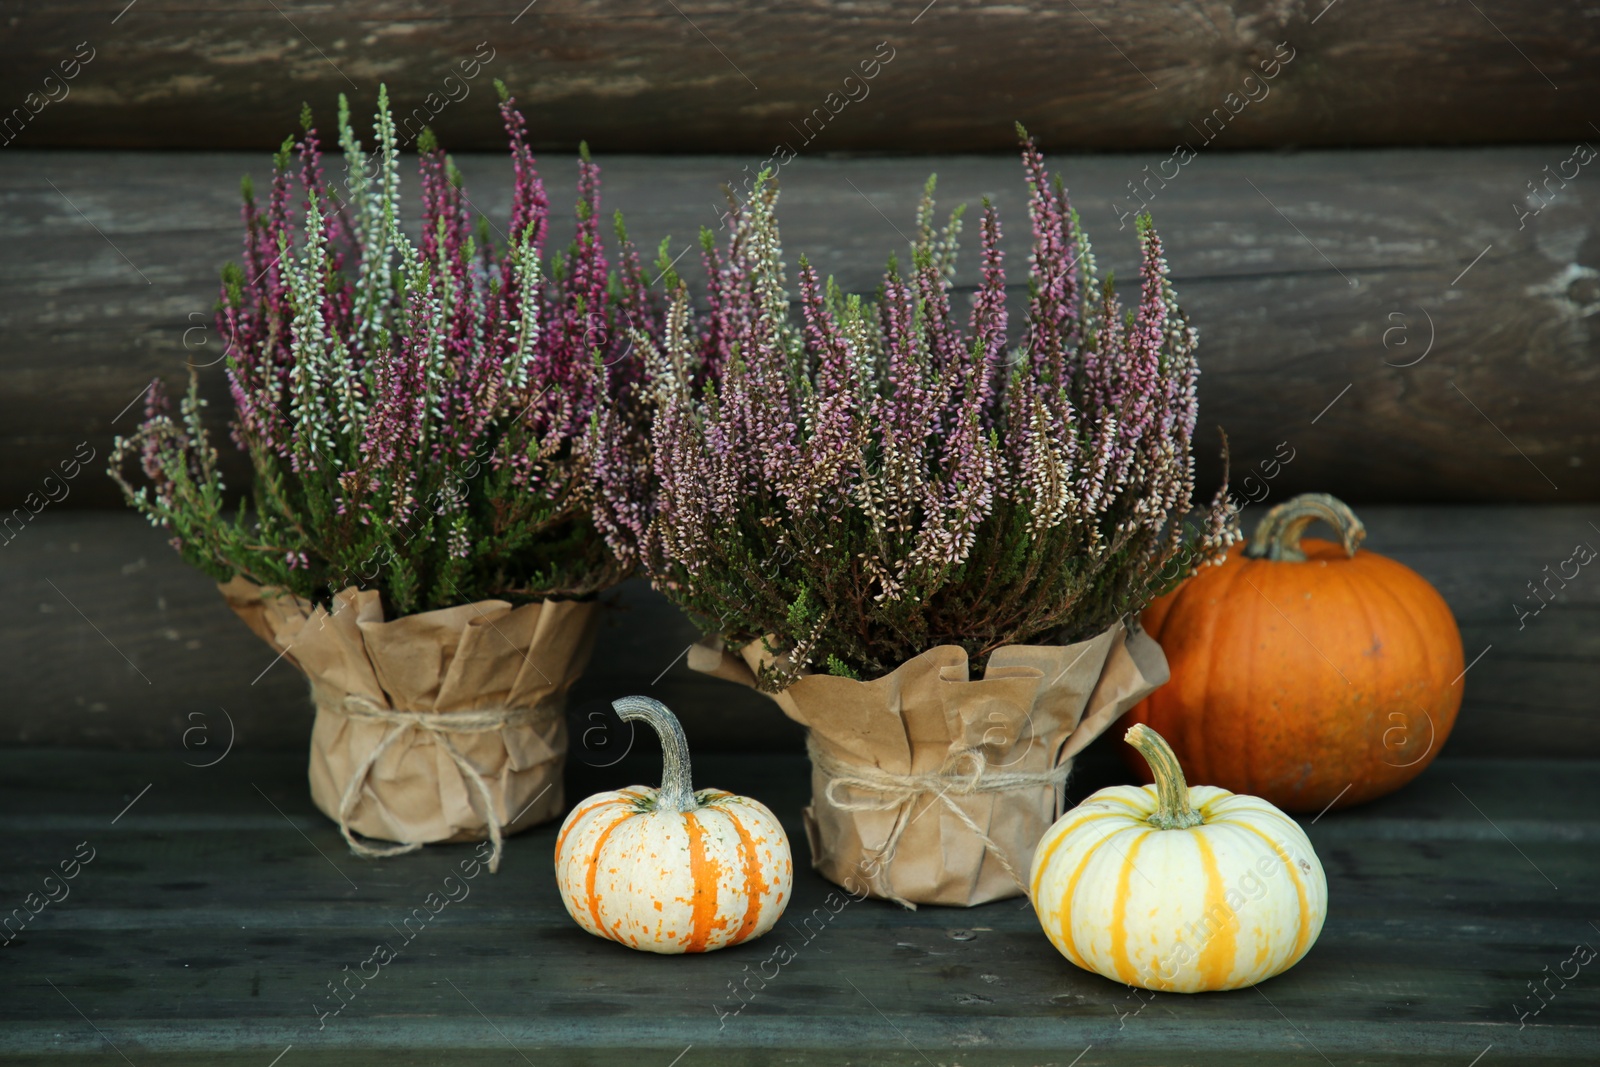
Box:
[1125,492,1463,812]
[554,696,793,954]
[1032,723,1327,992]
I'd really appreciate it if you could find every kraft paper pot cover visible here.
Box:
[688,622,1168,907]
[221,577,600,871]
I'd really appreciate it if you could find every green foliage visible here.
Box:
[825,655,861,680]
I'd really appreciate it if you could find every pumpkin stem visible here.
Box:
[1124,724,1203,829]
[613,696,697,813]
[1243,492,1366,562]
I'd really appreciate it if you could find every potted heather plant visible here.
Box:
[601,130,1235,907]
[110,85,659,872]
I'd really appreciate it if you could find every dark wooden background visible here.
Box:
[1,1,1597,759]
[6,149,1598,507]
[3,10,1600,1063]
[4,506,1596,758]
[3,1,1598,152]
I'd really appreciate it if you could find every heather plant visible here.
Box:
[605,129,1236,689]
[111,85,659,616]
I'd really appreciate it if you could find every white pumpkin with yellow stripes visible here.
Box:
[1030,723,1327,992]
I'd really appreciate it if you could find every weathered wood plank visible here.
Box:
[2,2,1597,153]
[0,512,796,753]
[0,751,1595,1064]
[1,507,1596,756]
[3,148,1597,507]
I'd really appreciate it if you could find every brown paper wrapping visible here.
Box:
[220,577,599,860]
[688,622,1168,907]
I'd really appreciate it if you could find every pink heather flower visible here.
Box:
[607,133,1236,686]
[109,85,663,615]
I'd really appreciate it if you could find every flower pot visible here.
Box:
[690,622,1168,907]
[220,577,599,871]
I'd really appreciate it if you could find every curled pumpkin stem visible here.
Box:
[1244,492,1366,562]
[1125,723,1203,829]
[614,695,698,813]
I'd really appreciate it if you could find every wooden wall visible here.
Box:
[4,507,1597,757]
[2,2,1597,153]
[1,2,1595,759]
[4,149,1597,510]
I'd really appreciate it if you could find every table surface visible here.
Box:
[1,747,1596,1066]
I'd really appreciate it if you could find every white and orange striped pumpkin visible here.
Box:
[554,696,793,954]
[1030,724,1327,992]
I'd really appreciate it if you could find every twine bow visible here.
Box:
[808,735,1072,910]
[320,690,556,874]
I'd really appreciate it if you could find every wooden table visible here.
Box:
[2,745,1595,1066]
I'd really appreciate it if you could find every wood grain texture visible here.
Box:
[0,511,800,754]
[0,749,1594,1063]
[2,148,1597,508]
[0,2,1596,152]
[1,507,1595,757]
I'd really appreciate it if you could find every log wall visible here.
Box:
[3,508,1595,757]
[1,2,1596,152]
[2,149,1595,509]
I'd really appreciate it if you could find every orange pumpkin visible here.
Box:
[554,696,793,954]
[1124,493,1463,813]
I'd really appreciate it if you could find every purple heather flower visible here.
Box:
[110,85,662,614]
[606,134,1236,683]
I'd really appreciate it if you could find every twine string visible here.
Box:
[318,690,556,874]
[808,735,1071,910]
